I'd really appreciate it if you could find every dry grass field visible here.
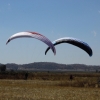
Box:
[0,72,100,100]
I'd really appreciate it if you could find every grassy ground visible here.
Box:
[0,79,100,100]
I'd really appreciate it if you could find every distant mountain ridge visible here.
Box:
[3,62,100,71]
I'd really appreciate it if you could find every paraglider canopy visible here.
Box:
[45,37,93,57]
[6,31,56,55]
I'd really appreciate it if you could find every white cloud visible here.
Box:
[92,31,97,37]
[8,3,10,6]
[7,3,11,10]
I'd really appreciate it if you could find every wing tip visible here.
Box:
[6,39,10,45]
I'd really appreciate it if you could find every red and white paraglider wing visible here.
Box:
[6,32,56,55]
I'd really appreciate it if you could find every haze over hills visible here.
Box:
[1,62,100,72]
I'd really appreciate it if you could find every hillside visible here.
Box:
[5,62,100,71]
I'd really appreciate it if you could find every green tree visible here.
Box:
[0,65,6,72]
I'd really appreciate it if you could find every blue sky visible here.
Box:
[0,0,100,65]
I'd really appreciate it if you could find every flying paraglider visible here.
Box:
[45,37,93,56]
[6,31,56,55]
